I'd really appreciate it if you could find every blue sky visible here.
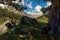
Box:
[16,0,51,14]
[24,0,48,13]
[12,0,51,14]
[24,0,47,8]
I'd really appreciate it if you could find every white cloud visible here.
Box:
[24,4,43,17]
[35,5,42,9]
[27,12,31,14]
[24,5,43,14]
[35,5,42,12]
[21,0,24,6]
[45,1,52,8]
[25,6,43,15]
[25,10,43,18]
[26,2,32,9]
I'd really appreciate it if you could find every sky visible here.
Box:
[12,0,52,14]
[23,0,52,14]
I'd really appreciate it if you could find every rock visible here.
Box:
[19,16,38,25]
[0,4,8,9]
[5,20,16,29]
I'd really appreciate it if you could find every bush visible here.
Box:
[5,11,21,20]
[0,8,21,24]
[0,8,21,20]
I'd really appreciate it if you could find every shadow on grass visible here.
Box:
[0,16,48,40]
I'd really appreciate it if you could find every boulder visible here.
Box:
[19,16,38,25]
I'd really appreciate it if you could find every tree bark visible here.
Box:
[49,0,60,40]
[49,0,60,27]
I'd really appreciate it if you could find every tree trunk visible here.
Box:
[49,0,60,28]
[52,0,60,28]
[49,0,60,40]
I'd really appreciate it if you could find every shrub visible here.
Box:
[0,8,21,24]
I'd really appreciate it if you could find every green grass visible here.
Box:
[0,8,49,40]
[0,8,21,25]
[38,16,48,23]
[0,17,10,25]
[0,16,49,40]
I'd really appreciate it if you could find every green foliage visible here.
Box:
[5,11,21,20]
[0,8,50,40]
[38,16,48,23]
[0,17,9,25]
[0,8,21,24]
[5,32,18,40]
[0,8,21,20]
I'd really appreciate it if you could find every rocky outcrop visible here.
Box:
[19,16,38,25]
[0,20,10,35]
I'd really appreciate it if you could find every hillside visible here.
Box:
[0,6,49,40]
